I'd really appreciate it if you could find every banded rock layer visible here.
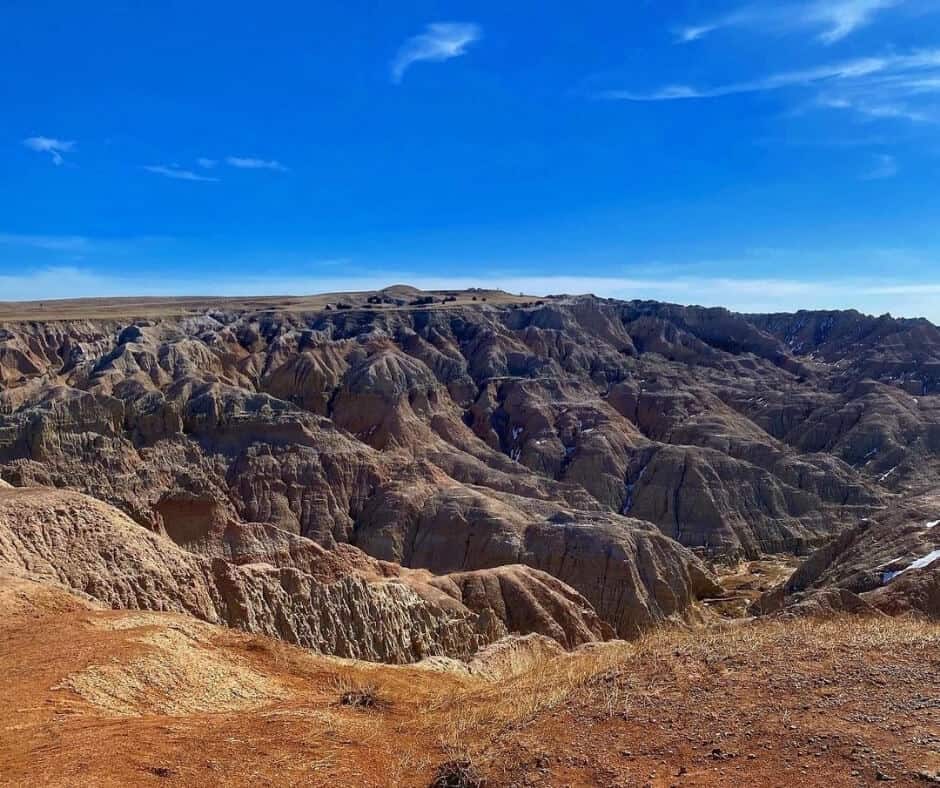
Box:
[2,292,940,642]
[0,487,615,661]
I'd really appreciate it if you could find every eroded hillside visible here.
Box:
[1,289,939,656]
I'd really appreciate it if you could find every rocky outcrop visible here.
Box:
[428,565,613,647]
[0,487,622,661]
[0,487,487,662]
[352,475,720,637]
[750,310,940,395]
[755,492,940,619]
[4,290,940,636]
[863,567,940,619]
[781,587,883,619]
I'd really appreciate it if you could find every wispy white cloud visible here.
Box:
[602,53,925,100]
[818,94,934,122]
[23,136,76,166]
[677,0,905,45]
[143,165,219,182]
[225,156,288,172]
[676,24,718,43]
[196,157,218,169]
[676,8,757,43]
[391,22,481,84]
[814,0,904,43]
[861,153,899,178]
[600,50,940,124]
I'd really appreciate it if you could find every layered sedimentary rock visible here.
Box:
[0,487,484,662]
[428,565,612,648]
[0,487,624,661]
[2,290,940,636]
[754,493,940,618]
[862,567,940,619]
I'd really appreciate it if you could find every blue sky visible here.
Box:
[4,0,940,318]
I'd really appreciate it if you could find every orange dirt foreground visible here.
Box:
[0,572,938,787]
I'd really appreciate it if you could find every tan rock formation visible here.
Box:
[0,487,484,662]
[4,291,940,634]
[0,487,620,661]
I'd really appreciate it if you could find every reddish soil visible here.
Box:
[1,574,937,787]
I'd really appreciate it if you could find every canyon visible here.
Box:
[1,287,938,785]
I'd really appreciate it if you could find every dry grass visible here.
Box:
[0,289,538,322]
[3,575,938,788]
[54,621,287,716]
[330,675,384,710]
[384,615,940,777]
[428,758,485,788]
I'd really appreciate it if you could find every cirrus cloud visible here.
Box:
[143,165,219,182]
[225,156,288,172]
[23,136,76,166]
[391,22,481,84]
[598,49,940,124]
[677,0,906,45]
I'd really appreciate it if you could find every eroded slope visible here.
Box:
[3,290,940,639]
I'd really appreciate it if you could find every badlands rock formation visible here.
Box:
[1,289,939,656]
[0,486,612,661]
[756,492,940,618]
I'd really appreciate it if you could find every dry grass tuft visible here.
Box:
[331,675,387,711]
[340,684,380,709]
[429,757,485,788]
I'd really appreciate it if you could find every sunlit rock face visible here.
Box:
[3,291,940,641]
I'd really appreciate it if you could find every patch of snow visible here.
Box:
[879,466,898,482]
[882,549,940,584]
[926,520,940,530]
[907,550,940,571]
